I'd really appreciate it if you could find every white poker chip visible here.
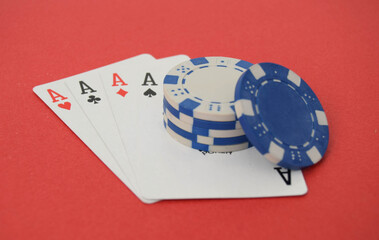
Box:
[163,114,248,145]
[163,118,251,152]
[163,57,253,122]
[163,102,245,138]
[164,97,242,130]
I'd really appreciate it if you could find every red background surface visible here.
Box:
[1,0,378,239]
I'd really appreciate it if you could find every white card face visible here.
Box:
[100,55,308,199]
[33,54,158,204]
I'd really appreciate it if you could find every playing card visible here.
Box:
[100,55,308,199]
[64,54,159,203]
[33,54,157,203]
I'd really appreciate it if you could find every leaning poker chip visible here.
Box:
[163,114,248,146]
[163,97,242,130]
[163,104,245,138]
[163,119,251,152]
[163,56,253,122]
[234,63,329,169]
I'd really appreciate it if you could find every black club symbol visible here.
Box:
[87,95,101,104]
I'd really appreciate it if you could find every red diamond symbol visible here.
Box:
[117,88,128,97]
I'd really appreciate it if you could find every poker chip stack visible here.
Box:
[162,57,253,153]
[162,56,329,170]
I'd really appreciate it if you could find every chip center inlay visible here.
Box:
[184,66,242,102]
[257,81,313,146]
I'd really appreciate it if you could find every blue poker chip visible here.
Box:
[163,57,253,122]
[163,97,242,130]
[234,63,329,169]
[163,114,248,146]
[163,118,252,152]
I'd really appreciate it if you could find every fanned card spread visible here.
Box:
[34,54,310,203]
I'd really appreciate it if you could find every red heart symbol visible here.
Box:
[58,102,71,110]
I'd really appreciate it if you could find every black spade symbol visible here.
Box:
[143,88,156,97]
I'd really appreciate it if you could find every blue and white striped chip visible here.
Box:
[163,57,253,122]
[234,63,329,169]
[163,103,245,138]
[163,114,248,146]
[163,97,242,130]
[163,117,252,153]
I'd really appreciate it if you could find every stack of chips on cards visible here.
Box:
[162,56,329,170]
[162,57,254,153]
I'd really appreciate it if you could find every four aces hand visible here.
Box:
[34,54,307,203]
